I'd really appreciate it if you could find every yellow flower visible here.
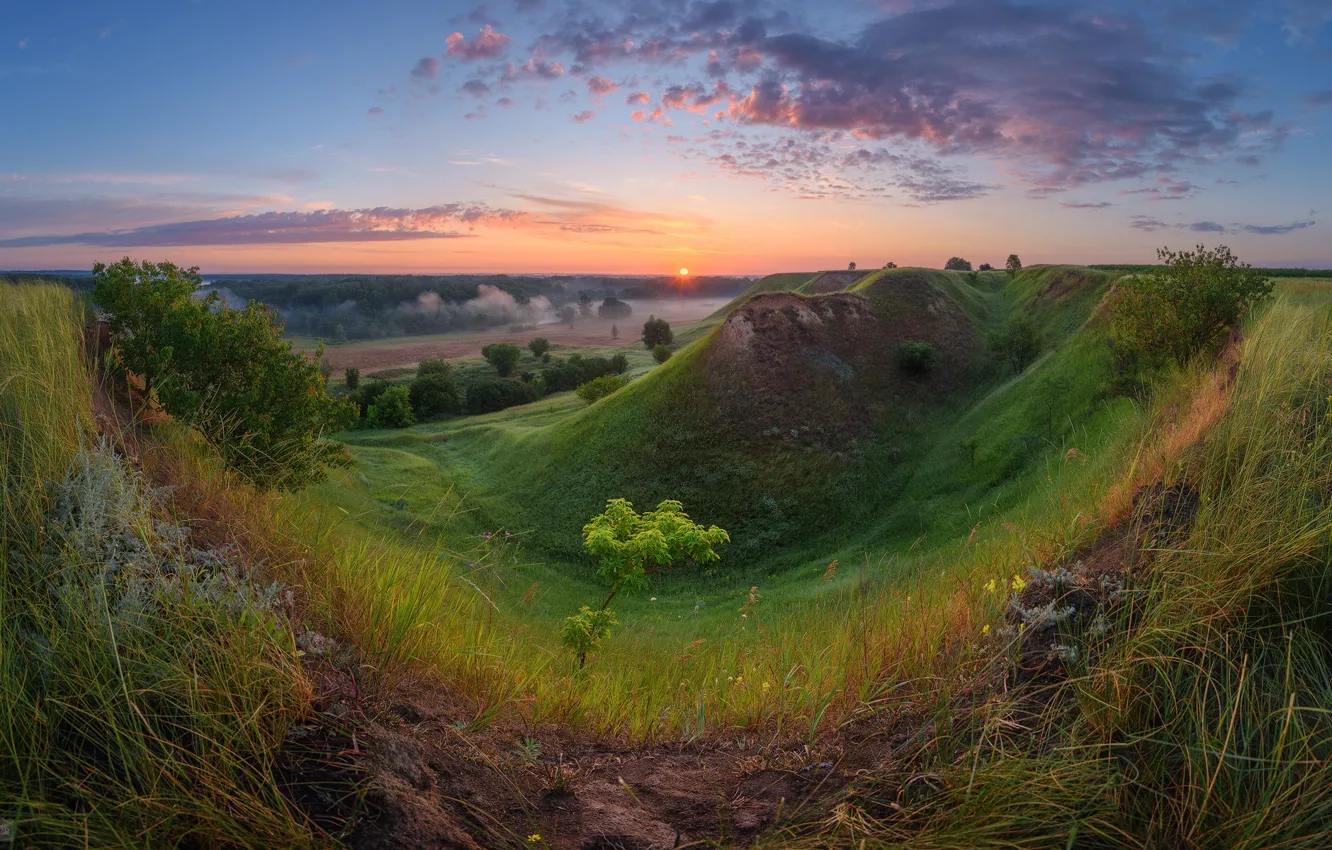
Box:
[527,835,542,844]
[1011,574,1027,593]
[983,578,997,594]
[982,624,991,636]
[762,681,772,691]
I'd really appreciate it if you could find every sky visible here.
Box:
[2,0,1331,274]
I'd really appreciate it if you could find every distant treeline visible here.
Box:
[0,272,93,290]
[205,273,752,342]
[1089,265,1332,278]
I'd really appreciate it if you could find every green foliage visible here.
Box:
[465,378,542,414]
[1006,253,1023,276]
[598,297,633,320]
[1109,244,1273,367]
[92,257,200,398]
[542,354,623,392]
[652,344,672,365]
[884,261,897,269]
[409,362,460,420]
[560,606,618,669]
[344,366,360,390]
[989,313,1042,373]
[154,297,356,490]
[944,257,973,271]
[642,316,674,349]
[576,373,627,405]
[978,263,994,271]
[610,353,629,374]
[481,342,523,377]
[368,384,415,428]
[528,337,550,358]
[894,340,939,374]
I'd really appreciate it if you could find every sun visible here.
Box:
[679,267,689,276]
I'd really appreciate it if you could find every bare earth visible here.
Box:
[310,300,722,373]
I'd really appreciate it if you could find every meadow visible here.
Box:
[6,267,1332,846]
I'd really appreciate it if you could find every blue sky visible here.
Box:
[2,0,1330,273]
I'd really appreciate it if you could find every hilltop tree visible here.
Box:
[344,366,360,391]
[642,316,673,349]
[1110,244,1272,367]
[562,499,728,668]
[92,257,201,400]
[528,337,551,359]
[989,314,1042,373]
[884,261,897,269]
[1007,254,1023,276]
[482,342,523,377]
[848,261,857,271]
[945,257,973,271]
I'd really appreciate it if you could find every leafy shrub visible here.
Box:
[1109,244,1272,367]
[409,362,460,419]
[642,316,673,348]
[978,263,994,271]
[576,373,628,405]
[598,297,633,320]
[528,337,550,358]
[466,378,542,414]
[944,257,973,271]
[542,354,621,392]
[894,340,939,374]
[368,384,415,428]
[92,258,199,399]
[481,342,522,377]
[344,366,359,390]
[652,344,672,365]
[989,314,1042,373]
[353,379,391,420]
[610,353,629,374]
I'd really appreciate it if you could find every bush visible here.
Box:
[466,378,542,414]
[344,366,359,391]
[542,354,622,392]
[409,363,460,419]
[1109,244,1272,367]
[528,337,550,358]
[367,384,415,428]
[354,379,391,420]
[944,257,973,271]
[643,317,673,348]
[481,342,523,377]
[598,297,633,320]
[576,373,628,405]
[894,341,939,374]
[610,353,629,374]
[652,344,672,364]
[978,263,993,271]
[989,314,1042,373]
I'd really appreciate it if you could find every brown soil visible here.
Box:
[704,276,979,447]
[309,302,721,374]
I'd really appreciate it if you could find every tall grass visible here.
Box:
[0,283,324,847]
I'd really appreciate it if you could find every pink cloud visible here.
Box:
[445,25,510,60]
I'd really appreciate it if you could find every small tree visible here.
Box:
[652,344,672,364]
[610,352,628,374]
[558,305,576,326]
[643,316,673,349]
[599,297,633,320]
[1109,244,1272,367]
[92,257,201,400]
[575,373,627,405]
[562,499,728,668]
[409,360,460,419]
[528,337,551,359]
[989,314,1042,373]
[884,261,897,269]
[1006,254,1023,277]
[944,257,973,271]
[481,342,523,377]
[578,292,594,319]
[368,384,415,428]
[848,261,857,271]
[978,263,994,271]
[894,341,938,374]
[344,367,360,391]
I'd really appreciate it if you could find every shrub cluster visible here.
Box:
[542,353,628,392]
[575,373,628,405]
[894,340,939,374]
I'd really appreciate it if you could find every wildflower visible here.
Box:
[762,681,772,692]
[982,624,991,636]
[527,835,542,844]
[983,578,997,594]
[650,597,657,601]
[1011,573,1027,593]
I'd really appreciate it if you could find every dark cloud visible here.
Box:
[410,56,441,82]
[446,25,511,60]
[1239,220,1316,235]
[1186,221,1227,232]
[461,78,492,97]
[1059,201,1114,209]
[1130,216,1170,232]
[0,205,536,248]
[1305,89,1332,108]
